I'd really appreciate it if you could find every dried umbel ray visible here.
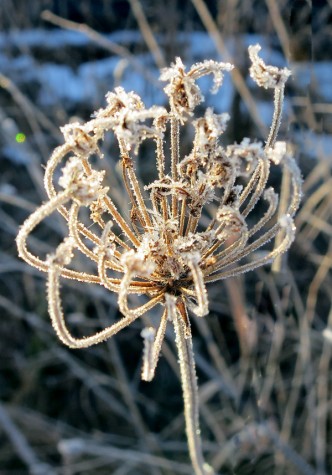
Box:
[17,45,301,475]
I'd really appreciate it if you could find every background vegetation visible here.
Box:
[0,1,331,474]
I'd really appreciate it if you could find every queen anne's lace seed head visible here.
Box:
[17,46,302,475]
[17,45,302,444]
[17,44,301,344]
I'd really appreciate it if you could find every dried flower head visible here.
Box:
[17,46,301,475]
[160,57,233,122]
[248,44,291,89]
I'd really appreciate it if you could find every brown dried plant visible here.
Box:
[16,45,301,475]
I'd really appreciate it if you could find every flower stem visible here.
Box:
[172,300,215,475]
[266,85,284,150]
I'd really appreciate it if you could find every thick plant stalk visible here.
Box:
[170,296,214,475]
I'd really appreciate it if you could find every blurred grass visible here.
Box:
[0,1,331,474]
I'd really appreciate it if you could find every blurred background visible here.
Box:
[0,1,331,474]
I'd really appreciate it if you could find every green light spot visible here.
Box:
[15,133,26,143]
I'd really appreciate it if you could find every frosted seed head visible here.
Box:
[153,111,169,132]
[58,157,88,195]
[101,87,144,117]
[121,249,156,277]
[187,178,216,216]
[114,106,167,153]
[160,58,233,122]
[207,149,234,187]
[61,123,100,156]
[89,197,108,223]
[160,57,186,82]
[249,44,291,89]
[193,108,230,153]
[204,108,230,138]
[17,52,302,394]
[59,157,107,205]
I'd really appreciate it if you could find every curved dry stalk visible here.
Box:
[69,203,124,273]
[44,144,72,199]
[240,158,270,217]
[97,252,122,294]
[47,263,137,348]
[141,308,168,381]
[16,192,152,292]
[48,260,164,348]
[45,143,140,249]
[213,222,281,274]
[213,229,249,268]
[69,202,109,263]
[205,215,296,283]
[186,260,209,317]
[248,188,278,237]
[119,265,164,318]
[16,189,73,274]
